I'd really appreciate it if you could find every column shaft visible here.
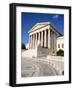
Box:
[41,31,43,47]
[44,30,47,47]
[32,34,34,48]
[36,33,37,47]
[38,32,40,45]
[48,29,50,48]
[31,35,33,49]
[33,34,35,48]
[34,34,35,48]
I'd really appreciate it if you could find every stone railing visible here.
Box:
[34,56,64,75]
[46,55,64,75]
[47,55,64,61]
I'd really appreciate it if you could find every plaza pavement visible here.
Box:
[21,57,59,77]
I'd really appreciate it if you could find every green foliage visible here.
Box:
[56,49,64,56]
[21,43,26,49]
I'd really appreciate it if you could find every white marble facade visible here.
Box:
[57,37,64,51]
[29,22,62,54]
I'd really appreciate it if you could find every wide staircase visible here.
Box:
[22,46,56,58]
[37,47,49,57]
[37,46,56,57]
[22,48,37,58]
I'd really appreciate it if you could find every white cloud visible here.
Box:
[53,15,59,19]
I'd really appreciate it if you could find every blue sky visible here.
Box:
[21,12,64,45]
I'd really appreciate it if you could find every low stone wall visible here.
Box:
[47,55,64,75]
[22,47,50,58]
[22,48,37,58]
[47,55,64,61]
[31,56,64,75]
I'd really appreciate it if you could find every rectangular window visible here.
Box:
[62,44,64,48]
[58,44,60,48]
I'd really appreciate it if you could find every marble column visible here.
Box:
[33,34,35,48]
[29,35,31,49]
[48,29,50,48]
[34,34,36,48]
[41,31,43,47]
[32,34,34,48]
[54,32,56,52]
[30,35,33,48]
[38,32,40,45]
[51,31,54,50]
[44,30,47,47]
[36,33,37,47]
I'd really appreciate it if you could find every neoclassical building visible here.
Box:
[57,36,64,51]
[28,22,62,56]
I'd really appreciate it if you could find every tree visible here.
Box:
[21,43,26,49]
[56,49,64,56]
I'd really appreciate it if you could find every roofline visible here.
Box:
[28,24,50,33]
[50,24,63,36]
[28,22,51,33]
[28,22,63,36]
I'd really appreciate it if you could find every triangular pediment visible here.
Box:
[29,22,62,36]
[30,22,51,32]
